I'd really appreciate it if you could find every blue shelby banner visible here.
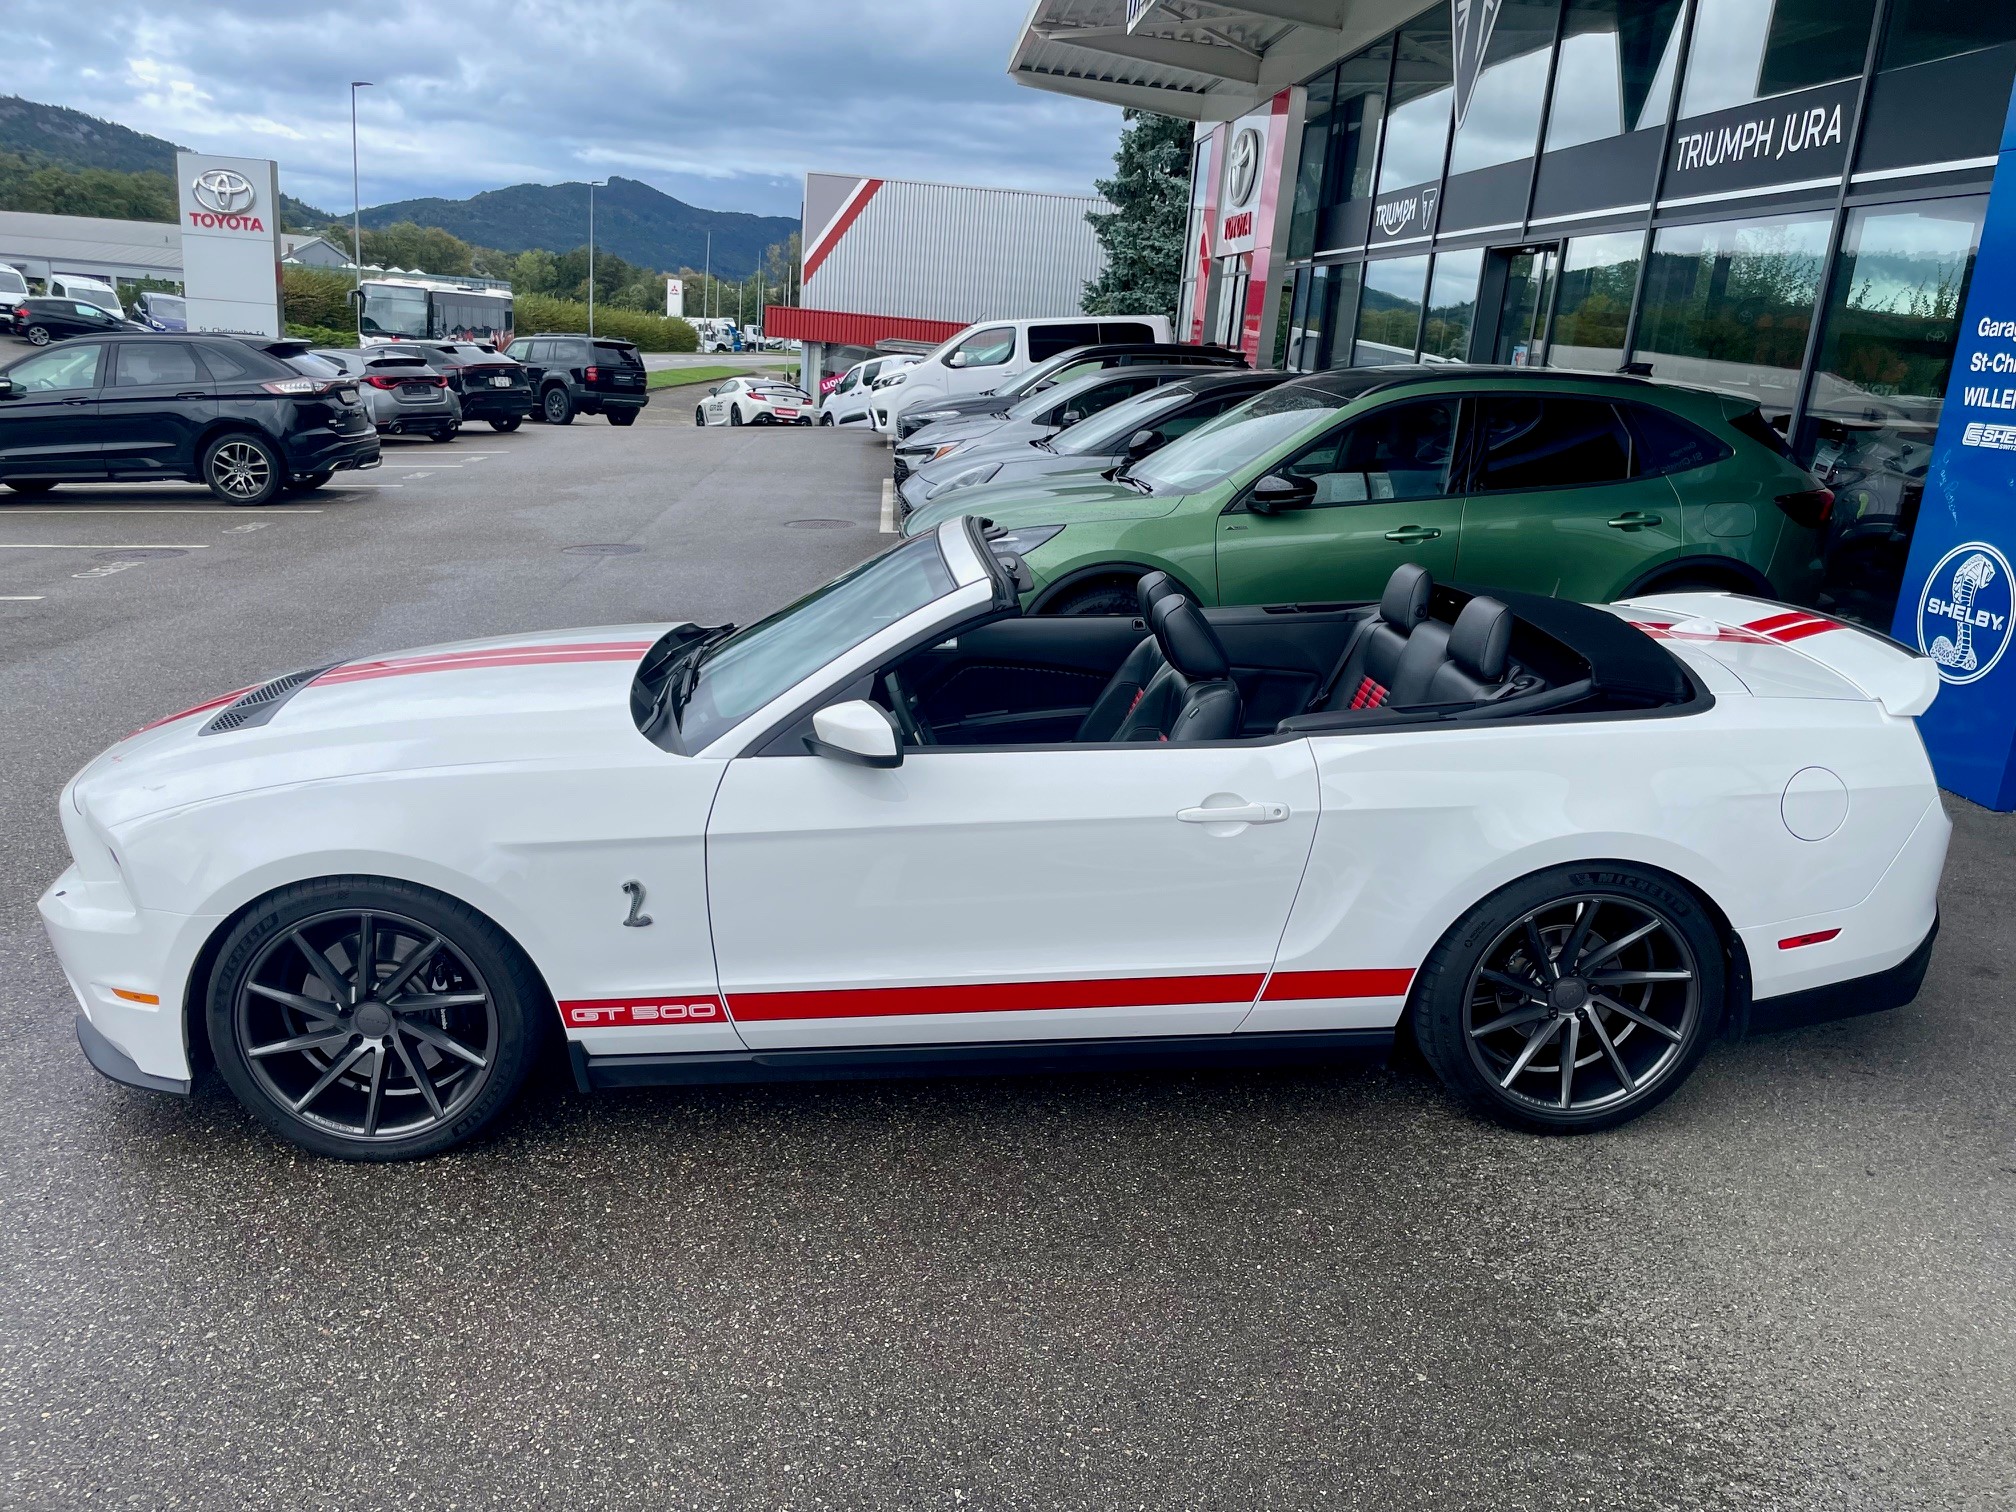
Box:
[1890,84,2016,811]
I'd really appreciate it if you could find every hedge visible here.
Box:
[282,266,354,330]
[286,323,357,348]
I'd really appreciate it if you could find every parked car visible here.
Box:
[11,296,146,346]
[134,292,189,332]
[0,332,378,504]
[875,316,1173,432]
[892,365,1205,483]
[504,333,648,425]
[903,366,1835,617]
[892,341,1248,440]
[39,517,1947,1158]
[410,341,534,431]
[0,265,30,334]
[900,370,1289,514]
[311,347,459,442]
[45,274,125,318]
[695,376,815,426]
[819,354,918,426]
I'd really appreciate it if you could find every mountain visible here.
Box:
[357,176,798,274]
[0,95,178,174]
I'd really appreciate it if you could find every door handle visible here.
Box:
[61,398,93,407]
[1383,525,1441,543]
[174,391,206,400]
[1178,801,1289,825]
[1608,511,1663,530]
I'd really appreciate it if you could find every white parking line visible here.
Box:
[0,543,212,550]
[0,595,44,600]
[880,479,896,534]
[386,464,462,469]
[0,508,322,516]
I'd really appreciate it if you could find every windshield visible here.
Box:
[1053,385,1194,455]
[359,284,429,339]
[284,351,345,378]
[1125,386,1349,493]
[146,294,186,317]
[678,535,956,749]
[1004,370,1120,423]
[1001,347,1090,398]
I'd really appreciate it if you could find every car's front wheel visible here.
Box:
[542,387,574,425]
[819,412,834,426]
[1412,863,1723,1133]
[202,432,285,506]
[1044,579,1141,616]
[489,417,522,433]
[24,325,52,346]
[206,878,550,1160]
[694,406,707,426]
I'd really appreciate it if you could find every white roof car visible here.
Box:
[693,375,815,427]
[43,520,1948,1159]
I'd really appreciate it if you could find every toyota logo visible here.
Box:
[1228,127,1261,208]
[191,169,256,215]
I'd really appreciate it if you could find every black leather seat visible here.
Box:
[1312,563,1434,712]
[1075,570,1188,741]
[1423,595,1515,702]
[1110,593,1243,742]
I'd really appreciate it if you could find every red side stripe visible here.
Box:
[1261,968,1416,1001]
[730,972,1268,1022]
[313,641,654,686]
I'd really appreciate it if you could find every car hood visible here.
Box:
[902,475,1175,536]
[69,624,680,827]
[901,413,1012,451]
[909,440,1112,493]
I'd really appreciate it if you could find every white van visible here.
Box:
[46,274,125,318]
[876,315,1171,430]
[0,264,29,332]
[819,353,918,427]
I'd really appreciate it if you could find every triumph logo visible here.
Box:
[187,167,264,231]
[1375,187,1437,238]
[1917,541,2013,685]
[1452,0,1505,129]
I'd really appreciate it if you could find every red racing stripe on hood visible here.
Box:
[312,640,654,687]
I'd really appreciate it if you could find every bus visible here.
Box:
[355,276,514,347]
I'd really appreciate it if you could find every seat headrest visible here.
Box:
[1449,595,1513,681]
[1136,569,1185,620]
[1150,594,1231,681]
[1380,563,1433,629]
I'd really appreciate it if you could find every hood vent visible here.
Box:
[200,664,339,735]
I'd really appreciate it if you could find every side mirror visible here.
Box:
[1125,427,1163,459]
[805,700,903,768]
[1248,472,1318,514]
[0,378,16,400]
[1058,408,1085,427]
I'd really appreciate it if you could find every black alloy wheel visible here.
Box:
[694,405,707,426]
[608,410,637,426]
[207,880,547,1160]
[543,387,574,425]
[25,325,51,346]
[730,405,744,426]
[202,432,285,506]
[490,417,522,432]
[3,479,57,495]
[1414,865,1721,1133]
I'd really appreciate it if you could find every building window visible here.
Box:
[1678,0,1879,119]
[1632,211,1831,423]
[1178,136,1214,340]
[1290,66,1339,261]
[1878,0,2016,70]
[1547,230,1643,371]
[1376,8,1454,194]
[1354,255,1431,365]
[1421,249,1484,362]
[1544,0,1687,152]
[1287,262,1359,372]
[1802,197,1985,625]
[1447,0,1562,177]
[1327,42,1392,210]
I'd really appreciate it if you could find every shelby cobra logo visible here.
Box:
[1916,541,2013,685]
[187,168,264,231]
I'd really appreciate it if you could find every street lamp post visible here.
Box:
[587,179,606,336]
[348,82,372,330]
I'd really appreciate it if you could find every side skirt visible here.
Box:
[569,1027,1397,1093]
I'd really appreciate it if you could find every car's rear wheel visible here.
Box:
[25,325,52,346]
[3,479,57,495]
[730,405,744,426]
[202,432,285,506]
[1413,863,1723,1133]
[608,410,637,426]
[542,387,574,425]
[819,412,834,426]
[489,417,522,433]
[206,878,550,1161]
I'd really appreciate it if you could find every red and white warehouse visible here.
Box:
[767,172,1112,382]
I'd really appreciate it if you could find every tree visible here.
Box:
[1082,110,1191,320]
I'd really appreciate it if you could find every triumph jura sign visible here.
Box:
[175,152,285,338]
[1663,78,1857,201]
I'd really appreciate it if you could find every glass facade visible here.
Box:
[1879,0,2016,70]
[1544,0,1686,152]
[1354,255,1430,365]
[1549,231,1642,371]
[1377,9,1454,194]
[1420,248,1483,361]
[1677,0,1880,118]
[1446,0,1559,176]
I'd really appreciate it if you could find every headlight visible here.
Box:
[929,441,969,462]
[987,524,1064,555]
[913,409,960,423]
[925,462,1001,497]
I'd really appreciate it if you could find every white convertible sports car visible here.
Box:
[42,521,1949,1159]
[693,376,815,427]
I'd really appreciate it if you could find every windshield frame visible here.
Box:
[1122,383,1360,495]
[1051,383,1201,455]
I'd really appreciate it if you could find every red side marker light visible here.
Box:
[1778,928,1842,950]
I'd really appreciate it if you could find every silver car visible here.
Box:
[311,347,459,442]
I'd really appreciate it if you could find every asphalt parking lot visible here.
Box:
[0,413,2011,1510]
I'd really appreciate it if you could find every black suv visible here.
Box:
[412,341,535,431]
[893,341,1248,439]
[504,333,648,425]
[0,333,379,505]
[11,296,145,346]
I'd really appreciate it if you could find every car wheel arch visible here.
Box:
[1621,555,1774,599]
[1029,559,1212,614]
[190,419,277,476]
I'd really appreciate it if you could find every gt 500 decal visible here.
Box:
[560,996,724,1028]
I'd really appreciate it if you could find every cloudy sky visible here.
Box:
[12,0,1122,220]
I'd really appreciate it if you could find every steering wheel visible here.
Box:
[881,670,936,746]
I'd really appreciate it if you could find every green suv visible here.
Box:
[902,367,1831,614]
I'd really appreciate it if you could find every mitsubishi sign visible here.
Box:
[175,152,285,337]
